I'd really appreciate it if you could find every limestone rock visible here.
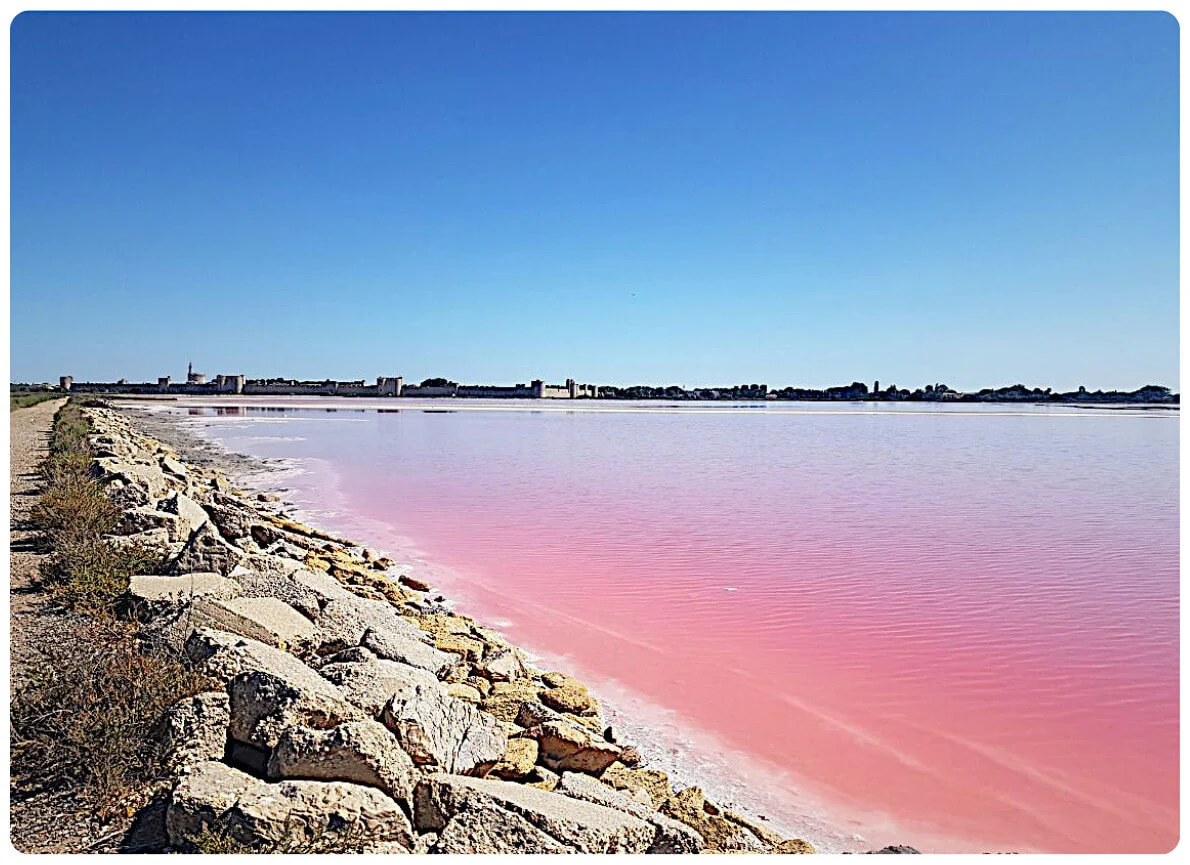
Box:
[618,744,644,767]
[184,627,328,688]
[658,786,767,852]
[418,612,476,636]
[320,659,439,718]
[433,632,485,661]
[325,646,377,664]
[525,764,561,791]
[382,683,507,774]
[600,764,673,809]
[166,760,413,851]
[431,799,569,853]
[723,807,790,848]
[465,675,493,697]
[557,771,703,853]
[92,456,169,507]
[160,455,189,478]
[158,490,210,534]
[229,669,362,749]
[115,506,186,542]
[540,681,600,717]
[362,627,456,675]
[249,522,286,550]
[183,599,314,652]
[292,566,356,603]
[471,625,513,651]
[156,692,231,775]
[541,670,581,689]
[481,736,538,781]
[474,648,527,683]
[481,680,543,723]
[128,572,241,619]
[108,528,170,551]
[268,719,418,805]
[777,838,818,853]
[190,596,316,650]
[445,683,482,704]
[515,699,563,729]
[202,492,259,542]
[314,597,430,655]
[261,538,315,563]
[171,522,247,576]
[229,558,324,619]
[533,720,623,775]
[412,774,654,853]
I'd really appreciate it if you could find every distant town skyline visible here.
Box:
[9,12,1179,391]
[39,364,1179,402]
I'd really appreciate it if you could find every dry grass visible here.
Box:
[9,619,214,822]
[40,536,166,614]
[11,399,212,826]
[29,401,166,613]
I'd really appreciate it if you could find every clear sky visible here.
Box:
[9,11,1179,391]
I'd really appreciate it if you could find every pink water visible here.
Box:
[157,399,1179,853]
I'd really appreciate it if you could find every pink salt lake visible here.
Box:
[154,398,1178,853]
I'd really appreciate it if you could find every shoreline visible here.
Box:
[106,399,876,853]
[122,402,876,853]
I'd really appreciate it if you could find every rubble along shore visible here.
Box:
[81,401,845,853]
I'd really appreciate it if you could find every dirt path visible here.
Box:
[9,398,64,647]
[9,398,115,853]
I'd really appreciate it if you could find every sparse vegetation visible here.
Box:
[10,619,214,821]
[10,391,62,411]
[11,399,212,827]
[30,400,165,613]
[182,824,375,854]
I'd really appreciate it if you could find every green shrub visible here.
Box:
[40,537,166,615]
[30,471,120,544]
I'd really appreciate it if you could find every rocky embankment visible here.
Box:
[84,404,819,853]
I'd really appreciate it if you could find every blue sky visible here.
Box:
[10,11,1179,390]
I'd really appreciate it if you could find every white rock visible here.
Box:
[382,682,507,774]
[362,627,456,675]
[166,760,413,851]
[156,692,230,775]
[190,596,316,649]
[268,718,418,805]
[228,668,362,749]
[319,658,438,717]
[413,774,654,853]
[557,771,703,853]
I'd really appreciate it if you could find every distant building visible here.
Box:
[56,370,583,402]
